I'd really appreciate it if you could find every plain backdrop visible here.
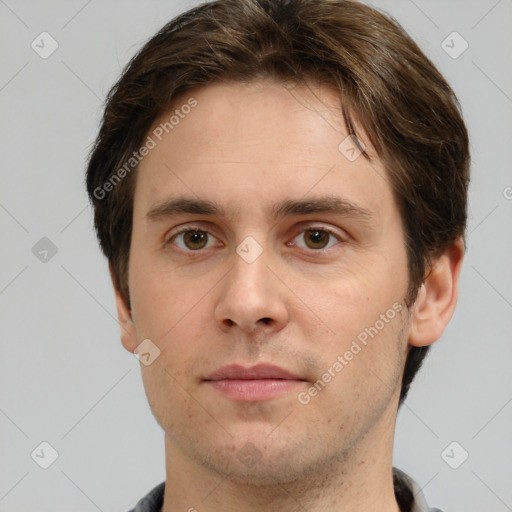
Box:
[1,0,511,510]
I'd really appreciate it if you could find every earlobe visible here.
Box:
[109,265,138,353]
[408,239,464,347]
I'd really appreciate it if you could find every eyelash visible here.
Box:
[165,225,345,253]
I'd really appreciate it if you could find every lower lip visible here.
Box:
[205,379,304,401]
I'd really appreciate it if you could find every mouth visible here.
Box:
[203,363,308,402]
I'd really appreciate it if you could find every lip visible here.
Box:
[203,364,307,402]
[205,363,304,381]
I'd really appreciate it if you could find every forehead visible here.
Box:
[134,80,392,222]
[152,80,365,155]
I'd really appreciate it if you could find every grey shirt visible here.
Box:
[128,467,444,512]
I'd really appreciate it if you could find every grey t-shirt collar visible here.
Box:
[129,467,443,512]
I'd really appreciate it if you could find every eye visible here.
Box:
[168,229,220,251]
[289,227,342,251]
[167,225,343,253]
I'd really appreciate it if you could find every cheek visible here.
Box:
[140,361,206,447]
[129,263,216,378]
[297,259,405,338]
[293,261,408,392]
[129,254,199,337]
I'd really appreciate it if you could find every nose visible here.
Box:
[214,244,289,336]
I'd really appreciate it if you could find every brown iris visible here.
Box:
[303,229,330,249]
[183,230,208,250]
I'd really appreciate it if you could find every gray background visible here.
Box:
[0,0,511,510]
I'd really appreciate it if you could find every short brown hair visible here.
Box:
[86,0,470,406]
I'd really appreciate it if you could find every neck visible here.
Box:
[161,402,401,512]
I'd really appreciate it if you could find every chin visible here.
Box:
[194,431,319,487]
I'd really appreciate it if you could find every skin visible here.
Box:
[112,80,464,512]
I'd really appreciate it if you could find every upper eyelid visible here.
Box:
[166,223,346,246]
[167,222,343,235]
[166,223,218,241]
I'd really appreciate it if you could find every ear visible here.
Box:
[408,238,465,347]
[109,264,138,354]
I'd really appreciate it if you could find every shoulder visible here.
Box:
[393,467,445,512]
[127,482,165,512]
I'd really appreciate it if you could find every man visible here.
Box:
[86,0,469,510]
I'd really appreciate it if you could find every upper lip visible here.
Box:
[205,364,305,381]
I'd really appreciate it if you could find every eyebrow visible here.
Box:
[145,195,374,223]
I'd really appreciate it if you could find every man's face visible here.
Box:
[124,80,412,483]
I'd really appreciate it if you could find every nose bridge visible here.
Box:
[232,242,268,297]
[214,235,289,333]
[228,238,272,310]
